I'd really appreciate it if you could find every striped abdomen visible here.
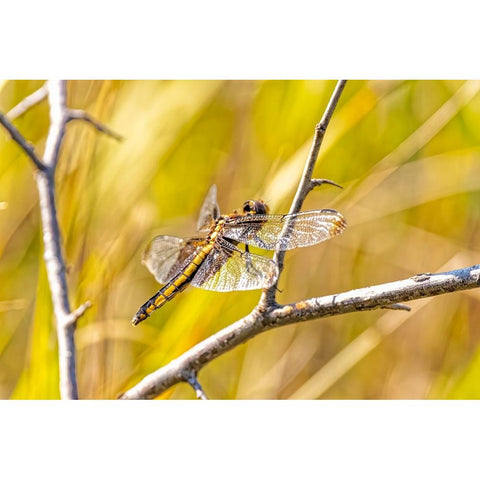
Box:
[131,243,212,326]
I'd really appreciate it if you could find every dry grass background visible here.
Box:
[1,79,480,399]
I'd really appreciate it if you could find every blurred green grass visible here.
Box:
[1,80,480,399]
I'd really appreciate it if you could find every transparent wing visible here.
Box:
[142,235,202,284]
[197,184,220,232]
[191,238,278,292]
[222,209,346,250]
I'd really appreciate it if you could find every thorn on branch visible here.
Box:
[66,300,92,326]
[67,109,124,141]
[184,371,208,400]
[6,84,48,120]
[311,178,344,190]
[381,303,411,312]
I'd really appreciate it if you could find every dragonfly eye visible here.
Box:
[243,201,254,214]
[243,200,268,215]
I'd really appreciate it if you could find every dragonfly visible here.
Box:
[132,185,346,325]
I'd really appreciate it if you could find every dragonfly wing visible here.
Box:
[197,184,221,232]
[191,239,278,292]
[142,235,201,284]
[223,209,346,250]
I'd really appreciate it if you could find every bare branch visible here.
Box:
[288,81,347,214]
[0,112,46,171]
[120,264,480,399]
[6,84,48,120]
[67,109,123,141]
[262,80,347,306]
[25,80,81,399]
[42,80,68,169]
[36,167,79,398]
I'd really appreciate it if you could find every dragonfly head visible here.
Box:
[243,200,269,215]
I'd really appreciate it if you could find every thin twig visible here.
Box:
[34,80,80,399]
[287,81,347,213]
[261,80,347,306]
[67,109,123,141]
[0,113,46,171]
[6,84,48,120]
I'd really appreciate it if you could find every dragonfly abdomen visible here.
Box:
[131,244,211,325]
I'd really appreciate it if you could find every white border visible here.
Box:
[1,401,478,478]
[2,1,479,78]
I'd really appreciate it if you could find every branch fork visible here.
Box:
[65,301,93,327]
[0,80,121,399]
